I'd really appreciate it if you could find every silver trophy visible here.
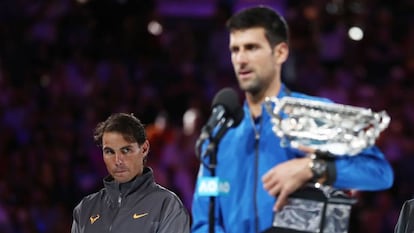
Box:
[263,96,390,233]
[264,96,390,156]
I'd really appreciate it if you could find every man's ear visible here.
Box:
[141,140,150,155]
[273,42,289,64]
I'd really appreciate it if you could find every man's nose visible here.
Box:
[234,51,248,64]
[115,152,124,165]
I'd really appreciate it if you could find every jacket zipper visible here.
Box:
[109,194,122,232]
[254,132,260,233]
[250,115,262,233]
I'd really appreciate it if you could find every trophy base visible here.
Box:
[263,227,310,233]
[264,185,357,233]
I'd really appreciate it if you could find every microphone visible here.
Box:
[195,88,244,160]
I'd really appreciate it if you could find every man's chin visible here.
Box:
[238,82,251,91]
[113,173,131,183]
[240,84,259,95]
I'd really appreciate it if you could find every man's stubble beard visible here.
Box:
[239,75,263,96]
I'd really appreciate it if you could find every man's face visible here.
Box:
[102,132,148,183]
[229,27,278,94]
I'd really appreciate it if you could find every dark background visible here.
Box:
[0,0,413,232]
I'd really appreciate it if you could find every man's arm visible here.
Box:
[262,145,393,211]
[395,199,414,233]
[262,156,313,211]
[71,204,81,233]
[157,194,190,233]
[333,146,393,190]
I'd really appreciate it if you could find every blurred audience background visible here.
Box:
[0,0,413,232]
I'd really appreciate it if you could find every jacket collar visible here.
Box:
[242,83,291,119]
[103,167,154,204]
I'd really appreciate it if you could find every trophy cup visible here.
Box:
[263,96,391,233]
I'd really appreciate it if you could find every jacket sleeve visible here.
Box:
[157,194,191,233]
[333,145,393,190]
[395,199,414,233]
[284,93,393,190]
[71,203,81,233]
[191,165,226,233]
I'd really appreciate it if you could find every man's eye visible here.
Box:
[246,45,257,50]
[121,148,131,154]
[230,47,239,53]
[103,149,114,155]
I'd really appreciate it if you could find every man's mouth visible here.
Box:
[114,169,128,174]
[238,70,252,79]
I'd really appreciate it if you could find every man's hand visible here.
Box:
[262,157,313,211]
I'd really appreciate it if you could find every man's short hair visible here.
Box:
[94,113,147,146]
[226,5,289,47]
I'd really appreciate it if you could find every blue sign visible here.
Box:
[197,177,230,196]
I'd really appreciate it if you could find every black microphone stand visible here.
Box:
[205,140,218,233]
[197,118,235,233]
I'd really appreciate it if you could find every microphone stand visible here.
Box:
[205,141,218,233]
[202,118,234,233]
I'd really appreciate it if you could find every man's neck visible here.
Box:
[246,82,281,118]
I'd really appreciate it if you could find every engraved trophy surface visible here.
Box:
[263,96,390,233]
[264,96,390,156]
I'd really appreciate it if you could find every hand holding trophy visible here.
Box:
[264,96,390,233]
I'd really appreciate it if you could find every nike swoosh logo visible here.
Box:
[133,213,149,219]
[90,214,100,224]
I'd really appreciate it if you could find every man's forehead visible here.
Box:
[229,28,267,44]
[102,142,139,150]
[230,27,266,36]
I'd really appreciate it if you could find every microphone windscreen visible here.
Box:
[212,88,244,127]
[212,88,239,112]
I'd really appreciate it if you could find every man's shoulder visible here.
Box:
[72,188,107,214]
[289,92,332,103]
[151,183,181,200]
[403,199,414,210]
[145,183,187,209]
[77,188,106,205]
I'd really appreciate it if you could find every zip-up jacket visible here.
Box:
[394,199,414,233]
[191,85,394,233]
[72,167,190,233]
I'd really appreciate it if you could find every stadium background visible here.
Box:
[0,0,413,232]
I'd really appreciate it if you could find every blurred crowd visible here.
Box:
[0,0,413,232]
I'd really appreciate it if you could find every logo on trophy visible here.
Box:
[264,96,390,233]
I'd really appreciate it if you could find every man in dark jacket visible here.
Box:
[71,113,190,233]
